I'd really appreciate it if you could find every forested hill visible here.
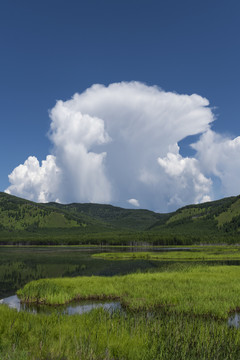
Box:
[0,192,240,245]
[149,195,240,243]
[47,202,164,230]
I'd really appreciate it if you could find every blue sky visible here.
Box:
[1,0,240,211]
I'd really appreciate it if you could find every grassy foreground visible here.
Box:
[1,305,240,360]
[18,265,240,318]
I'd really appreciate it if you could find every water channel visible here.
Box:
[0,294,121,315]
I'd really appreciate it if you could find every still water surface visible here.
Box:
[0,294,121,315]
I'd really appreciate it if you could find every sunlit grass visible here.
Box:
[1,304,240,360]
[93,247,240,261]
[18,265,240,319]
[6,258,240,359]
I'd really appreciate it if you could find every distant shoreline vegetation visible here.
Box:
[92,247,240,261]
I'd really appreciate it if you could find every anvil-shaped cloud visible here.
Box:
[5,82,240,211]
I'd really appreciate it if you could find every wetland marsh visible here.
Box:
[2,245,240,359]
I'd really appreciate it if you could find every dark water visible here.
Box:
[0,295,121,315]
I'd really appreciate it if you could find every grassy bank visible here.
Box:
[1,305,240,360]
[92,246,240,261]
[18,265,240,318]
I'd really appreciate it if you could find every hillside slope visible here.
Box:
[150,195,240,242]
[48,202,165,230]
[1,192,240,245]
[0,192,165,244]
[0,192,110,233]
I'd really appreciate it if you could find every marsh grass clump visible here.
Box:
[17,265,240,318]
[92,246,240,262]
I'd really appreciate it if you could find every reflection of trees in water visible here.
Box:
[0,261,47,298]
[0,260,88,298]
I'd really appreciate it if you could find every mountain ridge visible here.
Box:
[0,192,240,245]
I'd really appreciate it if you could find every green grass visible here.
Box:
[1,305,240,360]
[5,254,240,359]
[5,263,240,359]
[93,247,240,261]
[18,265,240,318]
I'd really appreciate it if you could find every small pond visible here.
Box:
[0,295,121,315]
[228,313,240,328]
[1,294,238,329]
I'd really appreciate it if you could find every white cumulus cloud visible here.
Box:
[158,144,212,207]
[6,155,60,203]
[49,103,112,203]
[5,81,239,211]
[192,130,240,198]
[128,198,140,207]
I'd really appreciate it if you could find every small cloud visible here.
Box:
[200,195,211,203]
[128,198,140,207]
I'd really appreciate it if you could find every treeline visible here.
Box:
[0,229,239,246]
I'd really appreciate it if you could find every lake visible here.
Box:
[0,245,179,298]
